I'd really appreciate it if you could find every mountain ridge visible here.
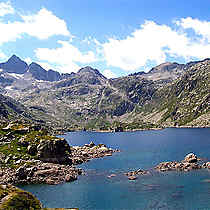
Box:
[0,54,209,130]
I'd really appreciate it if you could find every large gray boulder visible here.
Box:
[37,138,71,164]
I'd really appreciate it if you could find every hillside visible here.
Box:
[0,55,209,130]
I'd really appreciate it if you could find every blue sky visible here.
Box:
[0,0,210,78]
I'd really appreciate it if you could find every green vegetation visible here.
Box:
[0,185,42,210]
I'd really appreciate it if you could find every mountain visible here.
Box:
[0,55,72,84]
[28,62,62,82]
[0,55,28,74]
[130,59,210,127]
[0,55,209,130]
[54,66,107,89]
[0,93,34,122]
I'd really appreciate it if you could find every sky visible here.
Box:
[0,0,210,78]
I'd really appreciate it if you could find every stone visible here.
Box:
[16,166,27,179]
[65,174,77,182]
[89,141,95,147]
[98,146,109,152]
[27,144,37,156]
[184,153,197,163]
[37,138,71,164]
[128,176,137,180]
[0,184,42,209]
[107,174,116,178]
[115,127,123,132]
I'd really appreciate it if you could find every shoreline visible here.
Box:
[0,142,120,186]
[56,126,210,135]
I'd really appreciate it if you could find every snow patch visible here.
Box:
[7,73,24,79]
[5,86,13,90]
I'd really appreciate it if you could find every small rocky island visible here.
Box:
[154,153,209,172]
[124,153,210,181]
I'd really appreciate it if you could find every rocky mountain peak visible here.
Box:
[78,66,106,79]
[28,63,62,82]
[0,54,28,74]
[149,62,182,73]
[28,62,47,81]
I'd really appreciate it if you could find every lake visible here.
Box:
[21,128,210,209]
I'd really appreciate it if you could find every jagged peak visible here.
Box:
[78,66,106,79]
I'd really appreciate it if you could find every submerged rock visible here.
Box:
[125,169,150,180]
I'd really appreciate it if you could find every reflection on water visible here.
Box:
[21,128,210,209]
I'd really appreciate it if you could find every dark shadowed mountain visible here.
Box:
[0,55,28,74]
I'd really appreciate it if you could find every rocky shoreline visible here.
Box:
[55,125,210,135]
[0,142,119,186]
[0,121,120,209]
[0,121,119,186]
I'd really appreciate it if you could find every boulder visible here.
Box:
[16,165,27,180]
[27,144,37,156]
[128,175,137,180]
[98,146,109,152]
[65,174,77,182]
[37,138,72,164]
[89,141,95,147]
[184,153,198,163]
[115,127,123,132]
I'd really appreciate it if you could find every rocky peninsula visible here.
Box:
[0,120,120,208]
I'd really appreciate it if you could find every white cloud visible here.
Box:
[0,1,14,17]
[35,40,97,73]
[176,17,210,42]
[103,69,117,79]
[0,51,7,60]
[0,8,70,45]
[20,8,70,39]
[36,61,56,71]
[24,57,32,64]
[100,19,210,72]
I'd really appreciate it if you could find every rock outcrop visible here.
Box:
[0,161,82,185]
[155,153,202,172]
[125,169,150,180]
[70,143,120,165]
[37,138,72,164]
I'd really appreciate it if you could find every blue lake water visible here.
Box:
[21,128,210,209]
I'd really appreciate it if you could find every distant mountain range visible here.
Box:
[0,55,209,130]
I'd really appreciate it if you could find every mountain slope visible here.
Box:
[138,59,210,127]
[0,55,209,130]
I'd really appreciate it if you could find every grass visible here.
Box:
[0,185,42,210]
